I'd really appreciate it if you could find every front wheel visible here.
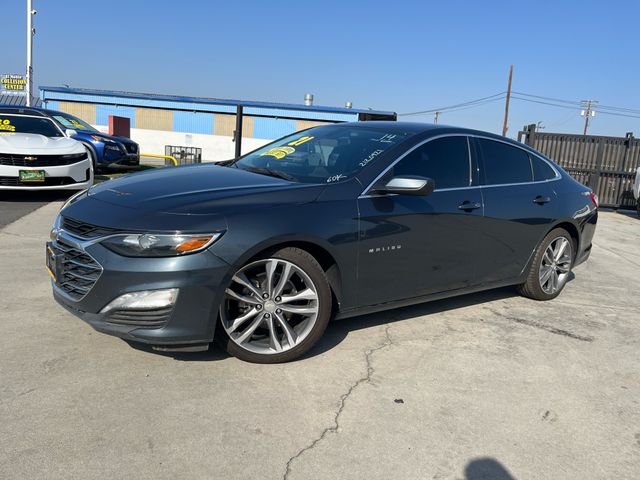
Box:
[518,228,574,301]
[217,247,332,363]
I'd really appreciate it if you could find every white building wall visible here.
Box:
[94,126,270,162]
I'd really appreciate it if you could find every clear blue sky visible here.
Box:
[2,0,638,137]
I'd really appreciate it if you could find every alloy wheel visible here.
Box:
[220,258,320,355]
[538,236,572,294]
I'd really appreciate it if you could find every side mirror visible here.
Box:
[65,128,78,137]
[380,175,435,196]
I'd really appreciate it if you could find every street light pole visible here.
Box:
[26,0,35,107]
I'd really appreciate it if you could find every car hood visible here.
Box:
[0,132,85,154]
[79,131,137,145]
[85,163,325,215]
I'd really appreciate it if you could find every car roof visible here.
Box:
[0,106,50,117]
[0,106,73,118]
[338,121,514,142]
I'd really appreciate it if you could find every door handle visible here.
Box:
[533,195,551,205]
[458,201,482,211]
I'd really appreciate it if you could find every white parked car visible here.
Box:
[0,112,93,190]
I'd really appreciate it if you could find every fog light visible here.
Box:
[100,288,178,313]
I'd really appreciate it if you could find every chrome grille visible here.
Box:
[0,152,87,167]
[54,239,102,300]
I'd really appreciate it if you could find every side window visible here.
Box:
[393,136,470,189]
[530,154,557,181]
[478,139,532,185]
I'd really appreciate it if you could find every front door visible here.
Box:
[356,135,485,307]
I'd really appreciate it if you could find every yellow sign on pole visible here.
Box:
[1,74,27,95]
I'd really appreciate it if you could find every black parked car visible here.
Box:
[48,122,598,363]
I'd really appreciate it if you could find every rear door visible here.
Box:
[356,135,486,306]
[474,137,560,284]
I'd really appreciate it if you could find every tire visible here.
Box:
[518,228,574,301]
[217,247,332,363]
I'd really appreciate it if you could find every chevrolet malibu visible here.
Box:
[48,122,598,363]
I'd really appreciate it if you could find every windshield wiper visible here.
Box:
[242,166,295,181]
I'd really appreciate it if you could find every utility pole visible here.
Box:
[26,0,36,107]
[501,64,514,137]
[580,100,598,135]
[434,111,440,124]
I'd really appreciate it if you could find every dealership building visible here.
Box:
[38,87,396,162]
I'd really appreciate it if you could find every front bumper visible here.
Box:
[0,160,93,190]
[106,153,140,170]
[50,230,231,345]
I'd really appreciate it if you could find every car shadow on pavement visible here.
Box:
[302,286,520,360]
[0,190,75,228]
[124,287,519,363]
[0,190,74,202]
[124,340,231,362]
[464,457,516,480]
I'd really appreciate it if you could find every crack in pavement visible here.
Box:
[487,307,593,342]
[282,324,396,480]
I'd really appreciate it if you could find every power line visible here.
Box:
[398,90,640,123]
[514,91,640,115]
[596,110,640,120]
[511,91,582,106]
[398,92,505,116]
[510,96,579,111]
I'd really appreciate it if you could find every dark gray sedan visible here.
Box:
[48,122,598,363]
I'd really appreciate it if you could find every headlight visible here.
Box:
[60,189,88,211]
[91,135,115,143]
[101,232,223,257]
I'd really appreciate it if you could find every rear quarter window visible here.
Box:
[530,154,557,181]
[478,138,532,185]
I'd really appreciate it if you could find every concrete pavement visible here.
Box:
[1,204,639,480]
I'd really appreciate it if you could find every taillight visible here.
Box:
[589,191,598,208]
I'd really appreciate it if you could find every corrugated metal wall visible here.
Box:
[135,107,173,131]
[57,101,96,124]
[213,114,254,137]
[173,111,214,134]
[96,105,136,128]
[42,100,334,140]
[253,117,297,139]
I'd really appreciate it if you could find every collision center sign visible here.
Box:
[1,74,27,95]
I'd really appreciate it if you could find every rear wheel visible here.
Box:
[518,228,574,301]
[217,247,332,363]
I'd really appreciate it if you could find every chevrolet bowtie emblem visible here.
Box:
[24,156,37,161]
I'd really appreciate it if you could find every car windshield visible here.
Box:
[0,114,64,137]
[52,113,99,132]
[234,125,414,183]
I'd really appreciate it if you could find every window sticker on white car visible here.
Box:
[0,119,16,132]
